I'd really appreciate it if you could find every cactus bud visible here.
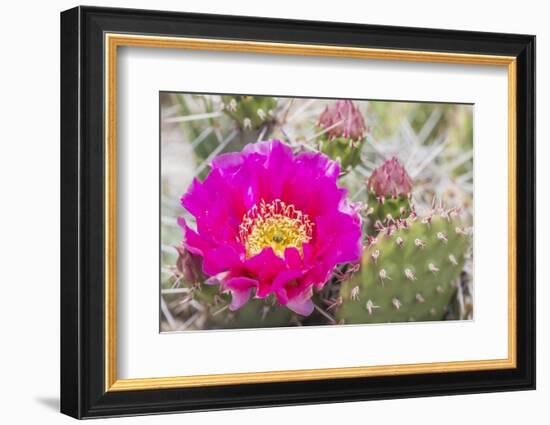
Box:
[366,157,413,232]
[319,100,367,141]
[317,100,367,170]
[367,157,412,200]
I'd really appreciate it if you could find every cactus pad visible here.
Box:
[319,136,364,171]
[337,209,471,324]
[222,95,277,130]
[366,192,411,231]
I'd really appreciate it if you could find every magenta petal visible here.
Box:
[301,242,314,264]
[296,151,340,182]
[255,283,272,299]
[180,179,208,217]
[179,217,207,256]
[284,247,302,270]
[204,273,228,286]
[242,139,287,157]
[210,151,244,170]
[272,269,303,292]
[225,276,258,291]
[225,277,258,311]
[286,298,314,316]
[201,245,241,276]
[228,288,253,311]
[315,211,362,264]
[272,269,304,305]
[244,247,286,281]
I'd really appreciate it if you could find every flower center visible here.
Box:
[239,199,313,258]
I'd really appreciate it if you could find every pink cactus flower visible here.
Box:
[367,157,413,199]
[318,100,367,141]
[178,140,362,316]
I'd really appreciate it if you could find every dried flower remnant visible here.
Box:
[175,245,205,285]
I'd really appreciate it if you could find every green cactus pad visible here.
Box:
[222,95,277,130]
[337,212,470,324]
[319,136,364,171]
[366,192,411,232]
[190,283,295,329]
[209,297,295,329]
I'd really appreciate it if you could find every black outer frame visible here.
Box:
[60,5,536,419]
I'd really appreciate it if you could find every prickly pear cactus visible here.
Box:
[221,95,277,131]
[337,209,471,324]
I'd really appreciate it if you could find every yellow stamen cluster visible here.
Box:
[239,199,313,258]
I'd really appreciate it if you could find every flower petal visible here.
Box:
[287,297,314,316]
[224,277,258,311]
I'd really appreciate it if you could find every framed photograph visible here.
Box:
[60,6,535,419]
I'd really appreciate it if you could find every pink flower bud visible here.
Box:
[318,100,367,141]
[367,157,412,199]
